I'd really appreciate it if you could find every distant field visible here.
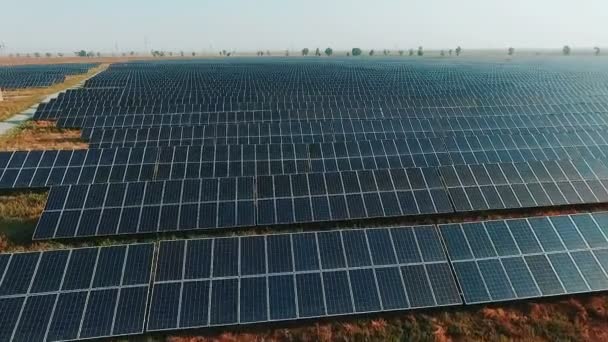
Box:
[1,49,603,66]
[0,64,105,121]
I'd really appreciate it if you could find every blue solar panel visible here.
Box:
[147,225,461,331]
[0,243,154,341]
[439,213,608,304]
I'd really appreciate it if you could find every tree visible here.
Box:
[45,52,52,58]
[383,49,390,56]
[169,52,173,57]
[440,50,445,57]
[75,50,87,57]
[594,47,600,56]
[346,52,350,56]
[563,45,571,55]
[508,47,515,56]
[369,49,374,56]
[131,51,136,56]
[448,49,453,56]
[192,52,196,56]
[351,48,362,56]
[324,47,333,56]
[266,50,271,56]
[417,46,424,56]
[408,49,414,56]
[285,50,289,57]
[315,48,321,56]
[302,48,309,56]
[398,50,404,56]
[95,52,101,57]
[34,52,41,58]
[455,46,462,56]
[58,53,64,57]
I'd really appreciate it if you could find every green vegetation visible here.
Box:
[351,48,362,56]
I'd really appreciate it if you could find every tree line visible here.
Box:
[4,46,603,58]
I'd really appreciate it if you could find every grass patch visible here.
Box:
[0,120,87,150]
[0,64,106,121]
[0,191,47,219]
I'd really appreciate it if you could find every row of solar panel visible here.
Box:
[4,149,605,189]
[39,102,608,123]
[1,148,603,187]
[81,115,608,142]
[9,132,601,168]
[87,134,608,153]
[4,142,608,188]
[439,213,608,303]
[37,96,608,115]
[54,114,608,131]
[32,159,608,239]
[80,129,608,154]
[81,131,608,158]
[47,88,599,100]
[0,64,97,90]
[7,213,608,339]
[148,225,459,330]
[43,93,606,111]
[148,214,608,328]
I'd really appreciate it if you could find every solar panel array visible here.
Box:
[0,63,98,89]
[0,243,153,342]
[147,225,461,331]
[439,212,608,304]
[3,58,608,337]
[3,215,608,340]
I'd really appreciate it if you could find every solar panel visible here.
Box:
[439,212,608,304]
[83,123,608,149]
[440,159,608,212]
[147,225,461,331]
[0,64,98,89]
[33,169,452,239]
[0,243,154,341]
[6,135,608,189]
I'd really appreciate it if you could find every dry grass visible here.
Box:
[0,191,47,219]
[150,294,608,342]
[0,191,49,252]
[0,121,87,151]
[0,64,106,121]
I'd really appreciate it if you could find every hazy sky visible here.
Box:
[1,0,606,53]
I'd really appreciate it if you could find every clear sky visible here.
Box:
[1,0,606,53]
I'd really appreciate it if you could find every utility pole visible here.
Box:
[144,36,150,55]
